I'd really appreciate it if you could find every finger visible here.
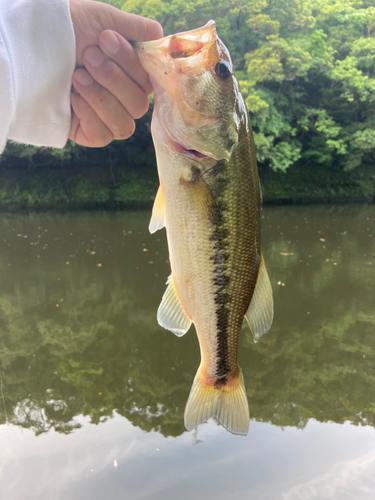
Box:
[99,30,153,95]
[83,46,149,120]
[72,68,136,140]
[100,5,163,42]
[70,1,163,65]
[69,92,113,148]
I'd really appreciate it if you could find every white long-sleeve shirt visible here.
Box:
[0,0,75,154]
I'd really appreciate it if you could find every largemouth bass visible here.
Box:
[135,21,273,436]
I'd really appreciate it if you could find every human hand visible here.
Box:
[68,0,162,147]
[69,30,156,147]
[69,0,161,65]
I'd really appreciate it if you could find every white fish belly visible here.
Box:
[154,140,220,375]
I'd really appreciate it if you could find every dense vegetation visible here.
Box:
[1,0,374,207]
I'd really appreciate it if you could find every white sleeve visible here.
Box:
[0,0,76,154]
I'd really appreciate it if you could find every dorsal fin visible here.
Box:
[157,276,192,336]
[244,254,274,343]
[149,184,165,234]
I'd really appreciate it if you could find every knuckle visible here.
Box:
[90,88,108,109]
[102,61,122,86]
[136,17,148,40]
[90,93,101,108]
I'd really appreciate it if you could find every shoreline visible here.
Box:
[0,196,374,214]
[0,163,373,212]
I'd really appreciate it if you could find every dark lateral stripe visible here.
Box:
[209,168,231,382]
[210,243,231,381]
[214,376,228,389]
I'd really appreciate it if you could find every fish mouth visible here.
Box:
[134,20,217,55]
[134,21,219,90]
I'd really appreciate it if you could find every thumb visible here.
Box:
[103,9,163,42]
[86,1,163,42]
[70,0,163,65]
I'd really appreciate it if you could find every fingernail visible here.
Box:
[84,46,105,67]
[100,30,120,56]
[73,70,94,87]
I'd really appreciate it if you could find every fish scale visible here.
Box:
[208,124,261,381]
[135,21,273,435]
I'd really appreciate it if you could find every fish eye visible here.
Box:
[214,60,231,79]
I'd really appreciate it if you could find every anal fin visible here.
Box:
[149,184,165,234]
[157,276,192,336]
[245,253,274,343]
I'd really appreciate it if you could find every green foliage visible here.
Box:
[2,0,375,199]
[0,165,158,209]
[238,0,375,171]
[96,0,125,7]
[118,0,375,173]
[1,140,82,167]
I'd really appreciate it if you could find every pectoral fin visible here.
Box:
[149,184,165,234]
[245,254,274,343]
[157,276,192,336]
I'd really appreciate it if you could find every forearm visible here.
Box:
[0,0,75,153]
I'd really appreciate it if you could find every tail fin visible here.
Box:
[184,367,249,436]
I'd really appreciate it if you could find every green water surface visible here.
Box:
[0,204,374,499]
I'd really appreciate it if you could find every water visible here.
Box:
[0,204,374,499]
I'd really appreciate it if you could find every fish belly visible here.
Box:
[156,144,219,374]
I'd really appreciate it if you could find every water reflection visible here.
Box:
[0,205,374,437]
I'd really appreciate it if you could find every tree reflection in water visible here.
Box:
[0,205,374,436]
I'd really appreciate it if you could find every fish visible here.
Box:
[135,21,273,436]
